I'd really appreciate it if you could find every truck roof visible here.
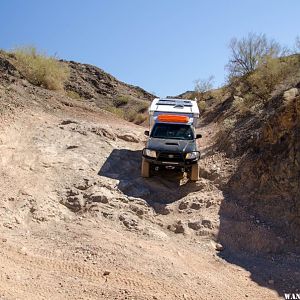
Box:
[149,98,199,115]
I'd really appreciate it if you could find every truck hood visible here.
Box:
[146,138,197,153]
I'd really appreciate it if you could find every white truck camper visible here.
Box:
[142,98,201,181]
[149,98,200,128]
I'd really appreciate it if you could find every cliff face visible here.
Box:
[227,87,300,243]
[192,57,300,252]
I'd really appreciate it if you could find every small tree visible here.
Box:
[193,75,214,111]
[194,75,214,99]
[226,33,282,78]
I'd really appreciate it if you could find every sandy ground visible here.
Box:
[0,107,286,299]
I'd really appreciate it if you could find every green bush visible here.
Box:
[241,55,299,105]
[137,101,149,113]
[113,95,129,107]
[126,109,138,122]
[123,108,144,123]
[12,46,69,90]
[105,106,125,118]
[133,113,147,125]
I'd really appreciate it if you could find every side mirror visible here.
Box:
[196,134,202,139]
[144,130,149,136]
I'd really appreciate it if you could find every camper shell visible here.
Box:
[149,98,199,128]
[141,98,201,181]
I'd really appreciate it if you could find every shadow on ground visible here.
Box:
[219,248,300,297]
[217,194,300,297]
[98,149,203,210]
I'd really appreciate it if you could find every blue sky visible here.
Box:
[1,0,299,96]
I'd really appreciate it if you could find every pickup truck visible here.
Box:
[141,98,201,181]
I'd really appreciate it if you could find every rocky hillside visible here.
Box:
[65,60,153,101]
[0,50,154,124]
[197,55,300,253]
[65,60,154,122]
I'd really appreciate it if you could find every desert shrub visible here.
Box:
[228,54,300,109]
[105,106,125,118]
[198,100,206,111]
[107,97,149,123]
[133,113,147,125]
[126,108,138,122]
[245,55,299,102]
[113,95,129,107]
[124,106,146,123]
[12,46,69,90]
[137,101,149,113]
[66,90,81,100]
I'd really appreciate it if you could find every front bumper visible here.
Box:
[142,149,200,168]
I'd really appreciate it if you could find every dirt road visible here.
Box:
[0,107,286,299]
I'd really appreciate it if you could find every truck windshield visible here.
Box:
[150,123,194,140]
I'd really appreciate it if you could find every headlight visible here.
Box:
[144,149,157,158]
[185,151,199,160]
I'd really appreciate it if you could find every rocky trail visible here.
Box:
[0,100,298,300]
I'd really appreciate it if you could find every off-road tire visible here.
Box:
[141,158,150,178]
[189,162,199,181]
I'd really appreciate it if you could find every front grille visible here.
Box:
[157,152,184,162]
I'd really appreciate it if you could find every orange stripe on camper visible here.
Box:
[157,114,189,123]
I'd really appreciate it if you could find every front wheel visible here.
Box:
[189,162,199,181]
[141,158,150,178]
